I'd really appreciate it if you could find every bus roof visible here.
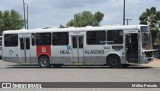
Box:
[3,25,147,34]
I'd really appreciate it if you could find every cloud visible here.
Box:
[0,0,160,29]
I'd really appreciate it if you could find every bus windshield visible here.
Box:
[141,26,153,50]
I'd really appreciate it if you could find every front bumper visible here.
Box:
[141,56,153,64]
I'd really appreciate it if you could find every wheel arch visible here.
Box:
[38,54,50,62]
[38,54,51,68]
[106,53,121,65]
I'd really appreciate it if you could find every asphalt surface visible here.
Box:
[0,59,160,91]
[0,59,160,82]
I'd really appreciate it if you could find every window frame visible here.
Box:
[86,30,106,45]
[107,30,123,44]
[20,38,30,50]
[31,33,35,46]
[35,32,51,46]
[4,34,18,47]
[52,32,69,46]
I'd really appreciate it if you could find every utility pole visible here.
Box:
[23,0,26,29]
[125,19,132,25]
[26,3,28,29]
[123,0,125,25]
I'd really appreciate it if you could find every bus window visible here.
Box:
[52,32,69,45]
[87,31,106,45]
[107,30,123,44]
[141,26,152,50]
[20,38,30,49]
[4,34,18,47]
[36,33,51,46]
[31,33,35,46]
[79,36,83,48]
[72,36,77,48]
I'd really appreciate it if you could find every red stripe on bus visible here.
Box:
[36,46,51,57]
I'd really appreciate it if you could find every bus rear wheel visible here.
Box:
[53,64,62,68]
[107,55,121,68]
[121,64,129,68]
[38,56,50,68]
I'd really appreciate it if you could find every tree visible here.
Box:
[59,24,65,28]
[139,7,160,45]
[0,9,24,35]
[66,11,104,27]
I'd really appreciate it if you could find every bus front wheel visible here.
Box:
[107,55,121,68]
[38,56,50,68]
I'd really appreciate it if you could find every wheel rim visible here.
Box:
[111,59,117,65]
[40,57,48,67]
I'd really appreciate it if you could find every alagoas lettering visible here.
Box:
[85,50,104,54]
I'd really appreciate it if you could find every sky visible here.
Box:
[0,0,160,29]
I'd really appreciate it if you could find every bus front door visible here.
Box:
[71,35,84,64]
[19,37,31,64]
[125,33,139,63]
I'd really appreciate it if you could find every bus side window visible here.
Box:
[107,30,123,44]
[87,31,106,45]
[20,38,30,49]
[31,33,35,46]
[52,32,69,45]
[72,36,77,48]
[4,34,18,47]
[36,33,51,46]
[79,36,83,48]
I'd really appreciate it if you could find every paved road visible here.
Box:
[0,59,160,91]
[0,59,160,82]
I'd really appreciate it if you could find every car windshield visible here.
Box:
[141,26,153,50]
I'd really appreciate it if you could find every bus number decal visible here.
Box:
[42,47,46,52]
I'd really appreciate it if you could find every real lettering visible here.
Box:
[60,50,71,54]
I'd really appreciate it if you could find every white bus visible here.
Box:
[2,25,153,68]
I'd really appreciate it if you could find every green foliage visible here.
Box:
[0,9,24,35]
[66,11,104,27]
[59,24,65,28]
[139,7,160,45]
[156,33,160,44]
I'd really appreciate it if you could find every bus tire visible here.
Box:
[107,55,121,68]
[38,55,50,68]
[121,64,129,68]
[53,64,62,68]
